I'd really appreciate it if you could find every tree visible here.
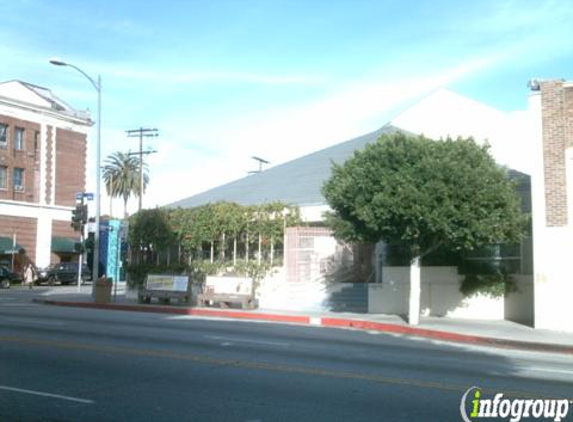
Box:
[102,151,149,218]
[129,208,176,264]
[322,132,526,325]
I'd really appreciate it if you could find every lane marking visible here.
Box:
[0,335,553,400]
[4,317,66,326]
[0,385,94,404]
[204,335,290,348]
[526,367,573,375]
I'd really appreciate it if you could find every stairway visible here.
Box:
[325,283,369,313]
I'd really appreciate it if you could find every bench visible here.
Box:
[197,276,256,310]
[138,274,191,305]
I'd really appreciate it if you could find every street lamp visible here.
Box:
[50,57,102,286]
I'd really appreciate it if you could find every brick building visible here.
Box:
[0,80,91,272]
[529,79,573,331]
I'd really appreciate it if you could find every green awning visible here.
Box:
[0,236,24,254]
[51,236,80,254]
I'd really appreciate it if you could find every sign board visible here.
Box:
[205,276,253,295]
[76,192,94,201]
[146,274,189,292]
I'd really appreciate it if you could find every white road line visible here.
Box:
[4,317,66,326]
[204,335,290,347]
[0,385,94,404]
[526,367,573,375]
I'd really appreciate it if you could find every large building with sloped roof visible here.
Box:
[168,83,573,333]
[166,88,541,325]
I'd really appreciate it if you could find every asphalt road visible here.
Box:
[1,288,572,422]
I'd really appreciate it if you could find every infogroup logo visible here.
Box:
[460,386,571,422]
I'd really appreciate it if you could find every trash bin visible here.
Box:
[94,277,112,304]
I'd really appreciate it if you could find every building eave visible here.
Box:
[0,94,92,127]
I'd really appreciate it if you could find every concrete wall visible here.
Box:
[369,266,505,320]
[504,275,534,326]
[259,263,532,324]
[257,267,330,312]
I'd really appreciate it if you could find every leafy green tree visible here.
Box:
[322,132,526,324]
[129,208,176,264]
[103,151,149,218]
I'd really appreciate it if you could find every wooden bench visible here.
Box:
[138,274,191,305]
[197,276,256,310]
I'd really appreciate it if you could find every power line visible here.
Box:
[126,128,159,212]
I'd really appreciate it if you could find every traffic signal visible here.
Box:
[71,204,88,232]
[78,204,88,224]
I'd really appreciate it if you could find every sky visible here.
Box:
[0,0,572,216]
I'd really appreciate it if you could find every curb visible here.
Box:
[34,298,573,355]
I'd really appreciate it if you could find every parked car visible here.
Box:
[37,262,92,285]
[0,265,22,289]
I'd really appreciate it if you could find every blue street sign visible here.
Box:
[76,192,94,201]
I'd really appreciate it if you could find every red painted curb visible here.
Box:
[34,299,573,355]
[320,317,488,343]
[320,317,573,355]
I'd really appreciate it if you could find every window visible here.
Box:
[14,127,24,150]
[34,131,40,151]
[13,168,24,192]
[0,166,7,189]
[0,123,7,148]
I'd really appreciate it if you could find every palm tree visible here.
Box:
[102,151,149,218]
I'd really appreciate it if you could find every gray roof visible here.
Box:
[168,124,402,208]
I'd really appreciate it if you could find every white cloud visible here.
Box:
[133,58,498,211]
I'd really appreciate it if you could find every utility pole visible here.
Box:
[126,128,158,212]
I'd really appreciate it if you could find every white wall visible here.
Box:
[299,204,330,223]
[504,275,534,326]
[369,266,505,320]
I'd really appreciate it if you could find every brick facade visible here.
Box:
[0,115,41,202]
[51,220,81,263]
[55,128,86,207]
[45,125,53,204]
[540,80,573,226]
[0,215,37,265]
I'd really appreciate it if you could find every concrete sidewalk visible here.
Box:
[33,286,573,355]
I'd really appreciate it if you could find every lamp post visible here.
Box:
[50,58,101,286]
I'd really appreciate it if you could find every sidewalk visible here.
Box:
[33,286,573,355]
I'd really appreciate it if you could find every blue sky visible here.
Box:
[0,0,572,213]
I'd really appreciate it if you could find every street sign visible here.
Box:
[76,192,95,201]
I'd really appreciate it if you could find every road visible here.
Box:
[1,288,572,422]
